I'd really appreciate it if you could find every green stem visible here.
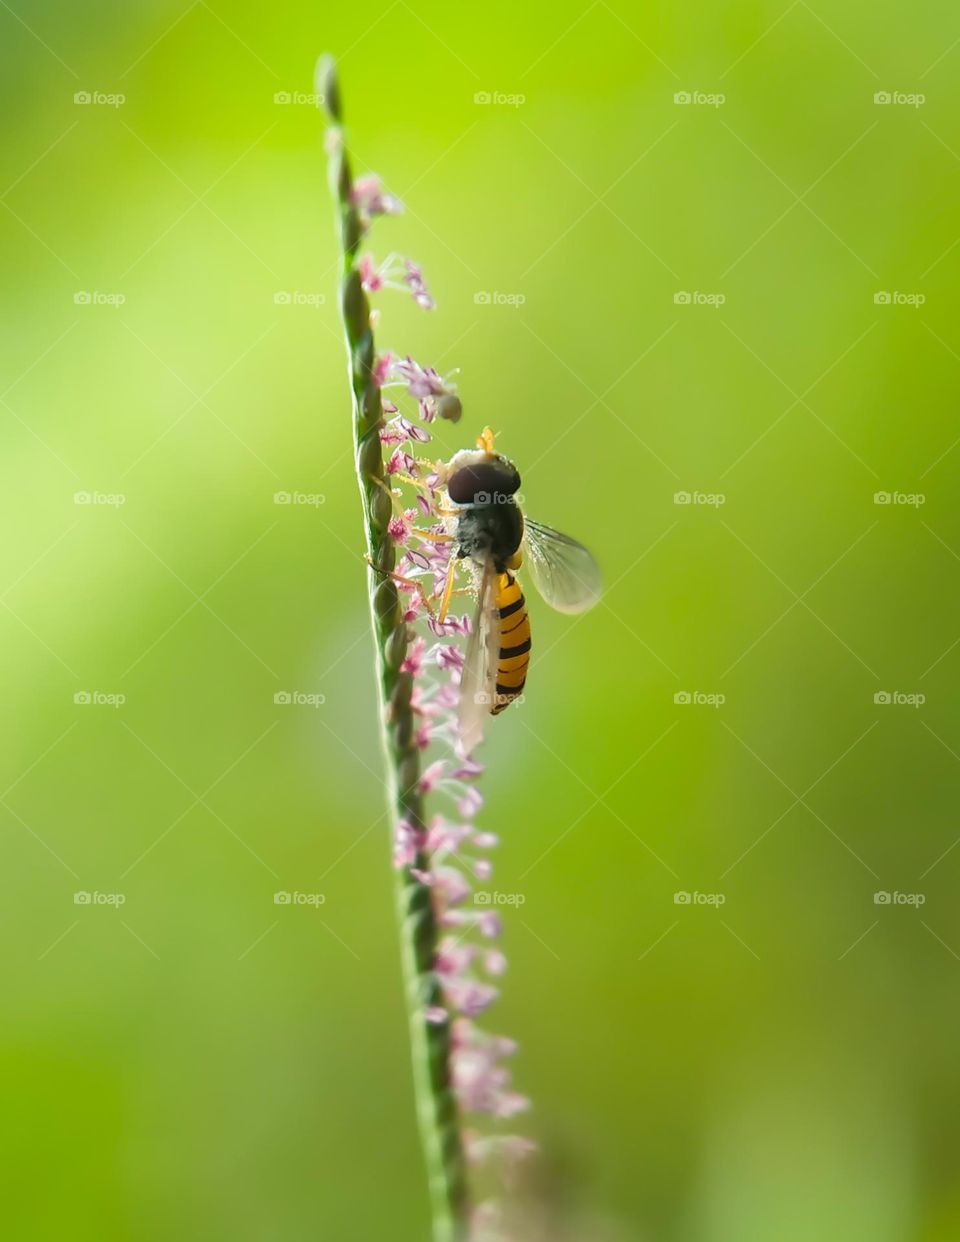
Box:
[319,56,470,1242]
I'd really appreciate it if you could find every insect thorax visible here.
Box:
[456,502,524,572]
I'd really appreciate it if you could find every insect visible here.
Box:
[430,427,602,753]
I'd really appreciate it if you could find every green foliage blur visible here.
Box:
[3,1,960,1238]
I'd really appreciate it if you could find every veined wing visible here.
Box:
[522,518,602,614]
[457,560,500,755]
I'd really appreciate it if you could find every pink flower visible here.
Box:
[372,351,394,386]
[401,636,426,676]
[404,260,435,310]
[435,645,465,672]
[419,759,446,794]
[387,515,410,544]
[385,448,416,474]
[478,912,502,939]
[389,356,461,422]
[484,949,507,976]
[350,174,403,220]
[358,253,383,292]
[394,818,425,868]
[457,787,484,818]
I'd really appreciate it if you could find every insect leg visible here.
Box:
[438,555,459,623]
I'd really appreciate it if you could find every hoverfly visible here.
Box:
[430,427,602,753]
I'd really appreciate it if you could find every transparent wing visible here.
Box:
[522,518,602,614]
[457,560,500,755]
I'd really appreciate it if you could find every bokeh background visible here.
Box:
[3,1,960,1238]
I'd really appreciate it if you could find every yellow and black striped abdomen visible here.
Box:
[492,571,530,715]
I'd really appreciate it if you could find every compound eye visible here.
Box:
[447,461,521,503]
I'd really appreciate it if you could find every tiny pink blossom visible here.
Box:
[404,260,435,310]
[387,515,410,544]
[435,867,472,907]
[447,980,499,1018]
[419,759,446,794]
[401,636,426,676]
[457,787,484,818]
[452,758,484,780]
[386,447,416,474]
[484,949,507,976]
[436,645,465,672]
[350,174,403,219]
[436,938,475,977]
[425,1006,448,1025]
[394,818,425,869]
[358,253,383,292]
[478,912,502,938]
[372,351,394,386]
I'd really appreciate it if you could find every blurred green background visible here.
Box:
[3,1,960,1238]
